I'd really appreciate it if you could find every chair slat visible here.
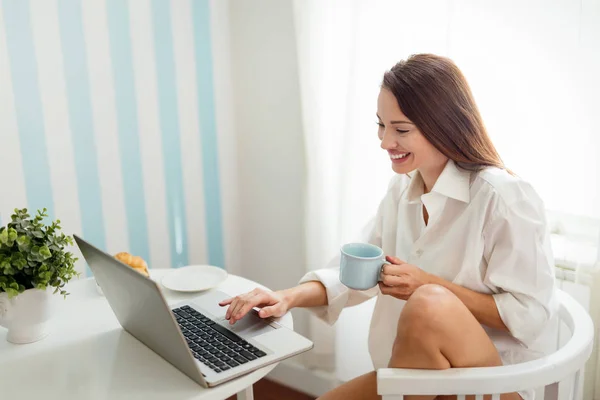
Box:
[572,370,582,400]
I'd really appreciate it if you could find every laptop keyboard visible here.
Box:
[172,305,267,374]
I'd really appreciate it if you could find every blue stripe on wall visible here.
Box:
[1,0,54,219]
[191,0,225,268]
[57,0,106,276]
[106,0,150,264]
[151,0,188,269]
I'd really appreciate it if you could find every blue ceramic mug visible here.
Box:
[339,243,386,290]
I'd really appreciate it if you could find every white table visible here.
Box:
[0,270,293,400]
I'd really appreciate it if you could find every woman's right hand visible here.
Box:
[219,287,291,325]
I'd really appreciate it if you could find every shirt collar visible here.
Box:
[405,160,471,204]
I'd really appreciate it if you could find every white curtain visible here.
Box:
[292,0,395,373]
[293,0,600,381]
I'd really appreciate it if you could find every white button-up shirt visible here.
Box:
[300,160,558,373]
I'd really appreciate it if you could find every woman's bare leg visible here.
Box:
[317,284,521,400]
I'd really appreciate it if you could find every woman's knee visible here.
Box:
[396,284,460,341]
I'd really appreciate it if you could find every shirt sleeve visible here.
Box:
[482,184,558,347]
[298,250,380,326]
[297,192,388,326]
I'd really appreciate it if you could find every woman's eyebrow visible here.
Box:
[376,114,413,125]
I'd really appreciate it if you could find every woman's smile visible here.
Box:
[389,151,411,164]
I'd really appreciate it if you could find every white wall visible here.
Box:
[226,0,312,341]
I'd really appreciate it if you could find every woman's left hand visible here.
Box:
[379,255,432,300]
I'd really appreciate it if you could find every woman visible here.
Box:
[219,54,557,400]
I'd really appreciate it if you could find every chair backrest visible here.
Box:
[542,290,594,400]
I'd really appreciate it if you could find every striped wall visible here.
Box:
[0,0,225,275]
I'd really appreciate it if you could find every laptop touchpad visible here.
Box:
[222,310,275,338]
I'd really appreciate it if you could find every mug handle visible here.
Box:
[378,254,388,282]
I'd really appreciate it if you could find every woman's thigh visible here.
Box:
[318,285,522,400]
[389,284,500,370]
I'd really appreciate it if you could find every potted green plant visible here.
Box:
[0,208,78,343]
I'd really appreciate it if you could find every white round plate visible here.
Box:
[161,265,228,292]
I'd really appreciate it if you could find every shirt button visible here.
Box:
[414,249,423,257]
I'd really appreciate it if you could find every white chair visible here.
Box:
[377,290,594,400]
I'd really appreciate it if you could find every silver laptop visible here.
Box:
[74,235,313,388]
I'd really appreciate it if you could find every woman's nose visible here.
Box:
[380,130,396,150]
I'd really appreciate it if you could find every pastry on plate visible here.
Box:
[114,252,149,277]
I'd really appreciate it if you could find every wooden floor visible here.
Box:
[226,378,316,400]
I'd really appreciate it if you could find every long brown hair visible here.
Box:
[382,54,505,172]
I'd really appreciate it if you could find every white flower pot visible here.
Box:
[0,287,53,344]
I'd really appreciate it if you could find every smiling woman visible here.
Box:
[220,53,557,400]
